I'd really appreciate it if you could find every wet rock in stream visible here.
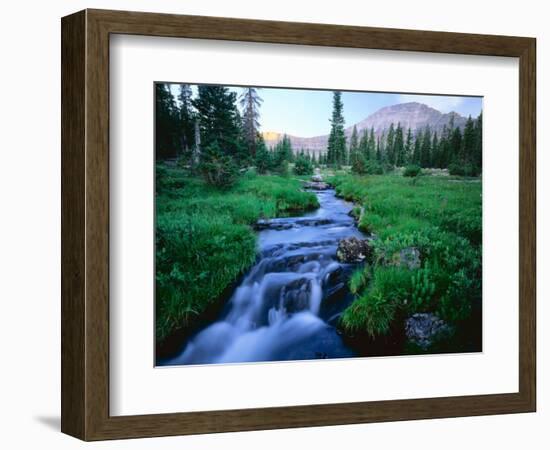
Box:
[336,236,373,263]
[281,278,314,313]
[405,313,453,350]
[303,181,331,190]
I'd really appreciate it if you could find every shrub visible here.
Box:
[438,269,475,322]
[156,164,186,194]
[351,155,384,175]
[365,160,384,175]
[254,145,271,175]
[199,142,239,189]
[273,159,289,177]
[293,155,313,175]
[448,162,467,176]
[403,164,422,177]
[351,154,368,175]
[449,162,481,177]
[410,263,436,312]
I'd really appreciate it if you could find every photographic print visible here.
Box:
[155,83,482,366]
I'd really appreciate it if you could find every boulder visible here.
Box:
[281,278,312,313]
[405,313,452,349]
[303,181,330,190]
[324,265,343,287]
[255,219,294,231]
[336,237,372,263]
[311,174,324,182]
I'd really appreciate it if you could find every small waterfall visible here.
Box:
[165,189,365,366]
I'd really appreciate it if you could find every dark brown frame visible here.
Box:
[61,8,536,441]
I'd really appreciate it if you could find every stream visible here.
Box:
[163,188,366,366]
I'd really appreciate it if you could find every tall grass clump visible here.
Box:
[156,213,256,342]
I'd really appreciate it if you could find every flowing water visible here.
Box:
[164,189,366,366]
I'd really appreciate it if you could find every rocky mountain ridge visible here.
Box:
[263,102,470,156]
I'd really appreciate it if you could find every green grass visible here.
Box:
[234,173,319,213]
[342,266,411,337]
[332,174,481,244]
[332,174,482,338]
[155,165,318,343]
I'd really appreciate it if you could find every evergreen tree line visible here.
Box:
[324,91,482,175]
[156,84,483,182]
[155,83,250,165]
[155,83,302,180]
[347,115,482,174]
[255,134,296,175]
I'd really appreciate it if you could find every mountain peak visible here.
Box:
[262,131,282,141]
[353,102,465,134]
[262,102,468,155]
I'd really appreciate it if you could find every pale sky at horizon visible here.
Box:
[168,83,483,138]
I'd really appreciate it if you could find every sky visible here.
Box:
[169,83,483,138]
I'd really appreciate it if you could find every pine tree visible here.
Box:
[175,84,196,159]
[450,126,463,164]
[349,125,360,166]
[273,134,293,167]
[404,128,413,164]
[254,135,271,174]
[359,129,369,160]
[431,132,439,168]
[474,112,483,172]
[155,83,180,160]
[436,125,448,168]
[233,108,251,165]
[193,85,242,160]
[393,123,405,166]
[412,132,421,165]
[461,115,476,165]
[367,127,376,161]
[420,126,432,168]
[376,134,383,161]
[386,123,395,164]
[327,91,346,167]
[239,87,263,158]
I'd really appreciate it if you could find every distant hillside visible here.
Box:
[263,102,469,156]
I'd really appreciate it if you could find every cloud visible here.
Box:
[397,94,464,113]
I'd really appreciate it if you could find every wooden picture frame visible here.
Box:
[61,8,536,441]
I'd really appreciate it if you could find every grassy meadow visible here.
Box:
[332,173,482,350]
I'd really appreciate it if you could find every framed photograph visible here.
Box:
[61,9,536,440]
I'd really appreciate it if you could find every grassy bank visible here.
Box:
[155,165,319,343]
[332,174,482,344]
